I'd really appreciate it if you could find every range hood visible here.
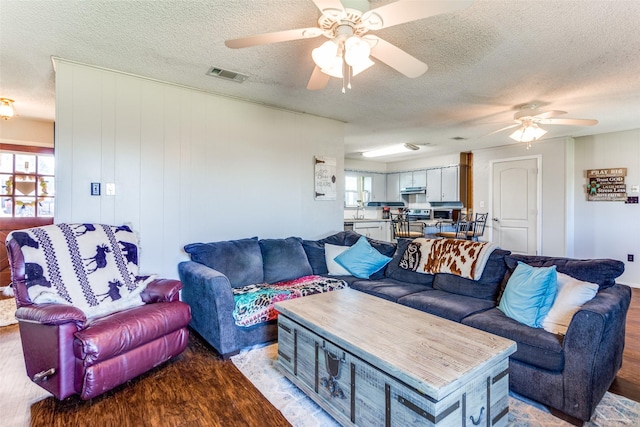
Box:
[400,186,427,195]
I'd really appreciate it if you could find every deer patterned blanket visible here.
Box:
[8,223,155,319]
[399,238,498,280]
[232,275,348,327]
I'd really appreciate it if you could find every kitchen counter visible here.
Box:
[343,218,392,223]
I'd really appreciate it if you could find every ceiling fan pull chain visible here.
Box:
[347,65,353,90]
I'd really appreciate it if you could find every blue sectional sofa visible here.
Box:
[178,230,631,422]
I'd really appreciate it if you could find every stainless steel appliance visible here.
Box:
[432,208,453,220]
[406,209,432,221]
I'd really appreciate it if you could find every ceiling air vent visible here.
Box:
[206,66,249,83]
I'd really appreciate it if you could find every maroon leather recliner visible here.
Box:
[6,225,191,400]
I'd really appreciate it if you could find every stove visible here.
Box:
[406,209,432,220]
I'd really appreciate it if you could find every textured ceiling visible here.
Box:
[1,0,639,162]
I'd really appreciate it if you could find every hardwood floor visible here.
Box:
[0,288,638,426]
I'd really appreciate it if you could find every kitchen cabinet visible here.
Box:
[399,170,426,189]
[426,168,442,202]
[386,173,401,202]
[370,173,387,202]
[427,166,459,202]
[353,220,391,242]
[441,165,460,201]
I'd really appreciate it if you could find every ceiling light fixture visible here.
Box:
[362,143,420,158]
[312,25,375,93]
[509,120,547,149]
[0,98,16,120]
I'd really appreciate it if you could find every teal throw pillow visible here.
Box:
[498,262,558,328]
[334,236,392,279]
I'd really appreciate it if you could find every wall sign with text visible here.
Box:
[314,156,337,200]
[586,168,627,201]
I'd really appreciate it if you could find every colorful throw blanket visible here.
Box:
[8,223,154,319]
[232,275,348,327]
[399,238,498,280]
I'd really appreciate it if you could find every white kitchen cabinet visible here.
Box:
[370,173,387,202]
[441,165,460,201]
[399,170,426,189]
[427,166,460,202]
[353,221,391,242]
[386,173,401,202]
[426,168,442,202]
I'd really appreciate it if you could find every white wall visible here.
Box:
[0,117,54,147]
[573,130,640,287]
[472,137,573,257]
[54,59,345,279]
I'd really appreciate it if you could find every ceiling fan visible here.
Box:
[489,103,598,148]
[224,0,473,92]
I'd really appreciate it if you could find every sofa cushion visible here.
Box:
[350,279,430,302]
[462,308,565,372]
[259,237,313,284]
[184,237,263,288]
[505,254,624,290]
[324,243,352,275]
[498,262,558,328]
[398,290,495,322]
[542,273,599,335]
[302,231,395,280]
[432,249,511,300]
[384,238,435,286]
[302,231,359,275]
[335,236,392,279]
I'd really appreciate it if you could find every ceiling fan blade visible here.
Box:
[367,36,428,78]
[361,0,473,30]
[307,66,330,90]
[225,27,323,49]
[533,110,567,119]
[538,118,598,126]
[487,123,520,136]
[312,0,345,16]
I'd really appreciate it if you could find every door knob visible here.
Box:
[492,218,499,222]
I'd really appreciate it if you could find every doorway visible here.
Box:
[491,157,540,255]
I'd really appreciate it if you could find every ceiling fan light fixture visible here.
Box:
[509,123,547,143]
[362,143,420,158]
[312,40,339,70]
[344,36,371,66]
[0,98,16,120]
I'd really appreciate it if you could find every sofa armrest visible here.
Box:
[15,303,87,327]
[178,261,238,355]
[141,278,183,303]
[561,283,631,420]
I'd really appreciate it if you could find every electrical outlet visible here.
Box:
[628,254,634,262]
[106,183,116,196]
[90,182,100,196]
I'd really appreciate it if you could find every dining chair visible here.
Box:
[391,214,426,240]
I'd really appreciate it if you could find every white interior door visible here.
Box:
[492,158,539,254]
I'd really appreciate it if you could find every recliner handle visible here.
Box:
[32,368,56,382]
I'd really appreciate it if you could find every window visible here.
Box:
[344,173,372,207]
[1,150,55,217]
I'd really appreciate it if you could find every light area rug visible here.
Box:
[231,343,640,427]
[0,297,18,327]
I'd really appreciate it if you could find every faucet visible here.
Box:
[353,201,364,219]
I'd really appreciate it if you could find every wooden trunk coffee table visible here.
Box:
[275,289,516,427]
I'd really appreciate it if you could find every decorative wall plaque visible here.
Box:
[314,156,337,200]
[586,168,627,201]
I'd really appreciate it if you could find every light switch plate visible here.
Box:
[90,182,100,196]
[106,183,116,196]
